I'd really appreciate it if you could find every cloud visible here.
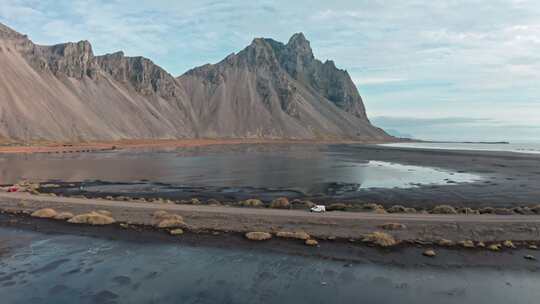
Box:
[371,116,492,128]
[353,77,406,85]
[371,116,540,141]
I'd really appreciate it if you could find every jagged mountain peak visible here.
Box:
[286,32,313,57]
[96,51,186,100]
[288,32,308,44]
[178,32,389,140]
[49,40,94,58]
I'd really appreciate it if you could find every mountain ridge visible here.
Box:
[0,22,391,142]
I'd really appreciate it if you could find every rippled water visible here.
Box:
[0,227,539,304]
[0,145,480,193]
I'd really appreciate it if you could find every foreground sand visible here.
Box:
[1,192,540,244]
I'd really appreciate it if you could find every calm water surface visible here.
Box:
[0,145,480,193]
[0,227,538,304]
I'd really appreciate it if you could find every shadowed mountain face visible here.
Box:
[0,23,390,142]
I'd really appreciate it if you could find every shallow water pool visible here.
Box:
[0,145,481,194]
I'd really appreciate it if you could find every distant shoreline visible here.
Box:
[425,140,510,145]
[0,138,400,154]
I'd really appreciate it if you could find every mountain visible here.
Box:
[0,23,196,141]
[178,34,388,140]
[0,22,391,142]
[382,129,414,139]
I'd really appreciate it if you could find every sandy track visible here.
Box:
[2,192,540,242]
[1,192,539,224]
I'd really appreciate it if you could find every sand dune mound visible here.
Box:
[31,208,58,219]
[152,210,186,228]
[68,211,116,225]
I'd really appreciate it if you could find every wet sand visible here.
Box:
[1,211,539,270]
[336,144,540,207]
[1,225,539,304]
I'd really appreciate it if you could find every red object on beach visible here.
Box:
[7,187,18,192]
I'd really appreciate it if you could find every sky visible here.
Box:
[0,0,539,141]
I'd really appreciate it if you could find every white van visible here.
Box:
[310,205,326,213]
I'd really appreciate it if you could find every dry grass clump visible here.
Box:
[458,240,475,248]
[380,223,407,230]
[276,231,311,240]
[245,232,272,241]
[457,207,479,215]
[31,208,58,219]
[9,181,41,193]
[423,249,436,257]
[431,205,458,215]
[270,197,290,209]
[151,210,186,228]
[305,239,318,246]
[488,244,502,251]
[362,203,385,212]
[387,205,416,214]
[494,208,515,215]
[362,231,398,247]
[54,212,74,220]
[530,205,540,214]
[206,199,221,206]
[438,239,455,246]
[479,207,495,214]
[68,211,115,225]
[169,229,184,235]
[513,207,533,215]
[241,199,264,208]
[503,240,516,248]
[181,198,201,205]
[327,203,348,211]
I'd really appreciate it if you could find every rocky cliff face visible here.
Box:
[0,22,390,141]
[0,24,99,80]
[0,23,195,141]
[273,33,368,119]
[178,34,388,140]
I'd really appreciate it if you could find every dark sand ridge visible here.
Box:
[2,192,540,244]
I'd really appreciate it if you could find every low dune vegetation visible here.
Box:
[0,201,537,258]
[5,181,540,217]
[68,211,116,225]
